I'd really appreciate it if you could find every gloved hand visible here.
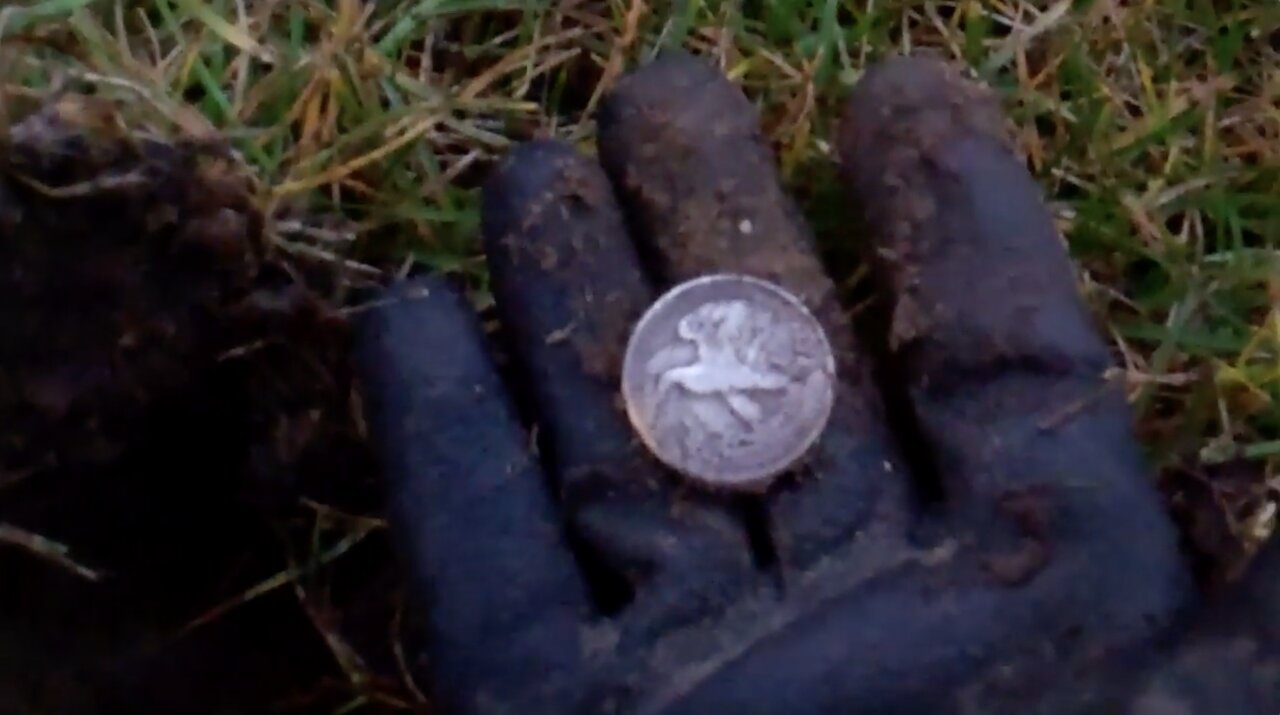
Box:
[356,52,1280,714]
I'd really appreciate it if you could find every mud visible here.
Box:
[595,52,860,383]
[1163,458,1271,587]
[480,139,759,629]
[595,52,914,572]
[0,98,383,713]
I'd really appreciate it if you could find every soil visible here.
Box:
[0,97,407,713]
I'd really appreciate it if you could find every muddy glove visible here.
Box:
[356,52,1277,714]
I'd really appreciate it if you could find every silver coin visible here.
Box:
[621,274,837,491]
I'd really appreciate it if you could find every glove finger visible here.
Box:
[481,140,758,630]
[837,56,1183,575]
[354,277,586,712]
[596,51,912,570]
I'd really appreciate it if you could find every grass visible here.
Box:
[1,0,1278,711]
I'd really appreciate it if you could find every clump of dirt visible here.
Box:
[0,95,266,476]
[1163,457,1276,589]
[0,95,392,713]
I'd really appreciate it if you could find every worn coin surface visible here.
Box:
[621,274,837,490]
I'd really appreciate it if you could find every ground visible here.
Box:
[0,1,1277,712]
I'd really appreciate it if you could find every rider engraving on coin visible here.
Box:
[621,274,836,490]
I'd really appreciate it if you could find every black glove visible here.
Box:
[356,52,1279,714]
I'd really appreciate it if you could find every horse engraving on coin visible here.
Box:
[621,274,836,490]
